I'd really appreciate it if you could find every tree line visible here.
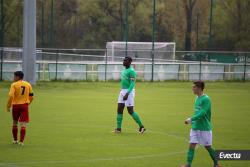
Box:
[1,0,250,51]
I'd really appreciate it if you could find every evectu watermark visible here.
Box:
[216,150,250,160]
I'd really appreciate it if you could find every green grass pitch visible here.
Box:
[0,82,250,167]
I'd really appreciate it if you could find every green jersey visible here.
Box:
[191,94,212,131]
[120,66,136,93]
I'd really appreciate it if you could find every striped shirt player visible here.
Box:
[6,71,34,146]
[114,56,145,134]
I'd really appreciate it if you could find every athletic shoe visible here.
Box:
[13,141,18,144]
[139,126,146,134]
[18,142,24,146]
[179,165,190,167]
[114,128,121,133]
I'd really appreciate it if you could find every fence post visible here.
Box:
[41,50,44,81]
[49,0,54,47]
[104,49,107,82]
[0,48,3,81]
[243,53,247,82]
[0,0,4,81]
[124,0,128,57]
[41,0,45,81]
[151,50,155,82]
[208,0,214,50]
[55,50,58,80]
[85,63,88,81]
[199,52,202,80]
[37,60,40,81]
[151,0,156,82]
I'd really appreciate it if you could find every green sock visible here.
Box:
[131,112,143,127]
[206,147,218,165]
[116,114,123,129]
[187,148,195,166]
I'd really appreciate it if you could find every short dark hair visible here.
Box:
[193,80,205,90]
[124,56,132,62]
[14,71,24,79]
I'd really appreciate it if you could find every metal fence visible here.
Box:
[0,48,249,81]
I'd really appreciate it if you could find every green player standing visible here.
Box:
[114,56,146,133]
[180,81,220,167]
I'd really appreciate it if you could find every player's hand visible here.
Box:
[123,93,129,101]
[185,118,192,124]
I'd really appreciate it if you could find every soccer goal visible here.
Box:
[106,41,176,62]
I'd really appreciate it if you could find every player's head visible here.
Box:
[192,80,205,95]
[14,71,24,81]
[123,56,132,67]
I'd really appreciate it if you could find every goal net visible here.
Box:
[106,41,176,62]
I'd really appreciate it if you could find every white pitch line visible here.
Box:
[56,124,188,142]
[0,164,21,167]
[0,150,186,166]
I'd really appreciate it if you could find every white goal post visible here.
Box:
[106,41,176,62]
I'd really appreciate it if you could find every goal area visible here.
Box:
[106,41,176,62]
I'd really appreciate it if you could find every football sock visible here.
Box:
[131,112,143,127]
[12,125,18,141]
[117,114,123,129]
[206,147,218,165]
[187,147,195,166]
[20,126,26,142]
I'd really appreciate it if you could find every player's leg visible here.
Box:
[12,106,20,144]
[127,106,145,133]
[180,143,197,167]
[19,122,26,145]
[12,120,18,144]
[18,104,29,145]
[181,129,199,167]
[205,145,219,167]
[116,90,126,133]
[187,143,196,167]
[125,90,145,133]
[115,103,125,133]
[201,130,219,167]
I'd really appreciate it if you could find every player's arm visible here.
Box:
[185,98,210,124]
[29,93,34,104]
[6,85,15,112]
[29,84,34,104]
[123,71,136,100]
[127,70,136,93]
[191,98,210,121]
[127,78,135,93]
[6,97,13,112]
